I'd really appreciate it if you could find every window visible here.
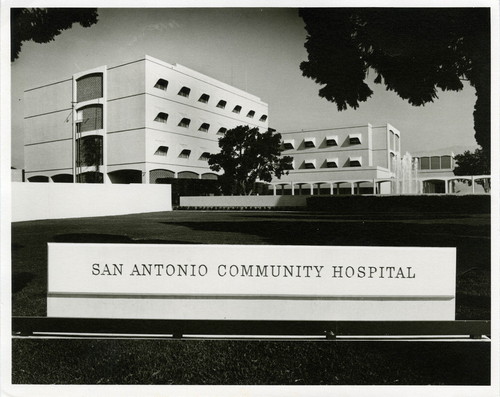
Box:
[217,127,227,135]
[216,100,227,109]
[349,157,362,167]
[178,86,191,98]
[246,110,255,118]
[199,123,210,132]
[259,114,268,122]
[326,159,338,168]
[431,156,441,170]
[77,104,103,132]
[232,105,242,114]
[76,73,103,102]
[304,138,315,148]
[304,160,316,169]
[154,112,169,123]
[199,152,210,161]
[154,146,169,156]
[178,118,191,128]
[76,135,103,167]
[179,149,191,159]
[441,155,452,169]
[420,157,430,170]
[198,94,210,103]
[326,136,338,146]
[283,140,294,150]
[154,79,169,91]
[349,134,362,144]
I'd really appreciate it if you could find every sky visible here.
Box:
[10,7,480,169]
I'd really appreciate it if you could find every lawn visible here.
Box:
[11,210,491,384]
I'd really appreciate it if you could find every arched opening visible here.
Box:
[107,169,141,184]
[201,173,218,180]
[150,169,175,184]
[422,179,446,194]
[52,174,73,183]
[28,175,49,183]
[178,171,199,180]
[354,180,374,195]
[333,181,352,195]
[77,172,103,183]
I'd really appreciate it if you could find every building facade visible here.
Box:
[24,55,269,185]
[269,124,401,195]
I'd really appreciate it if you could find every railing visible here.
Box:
[12,317,490,340]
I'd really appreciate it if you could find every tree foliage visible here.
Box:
[208,125,293,195]
[11,8,99,61]
[453,148,490,192]
[299,8,490,155]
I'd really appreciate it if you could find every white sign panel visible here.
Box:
[48,243,456,321]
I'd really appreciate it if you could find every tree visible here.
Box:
[11,8,99,62]
[77,136,103,183]
[453,148,490,192]
[299,8,490,157]
[208,125,293,195]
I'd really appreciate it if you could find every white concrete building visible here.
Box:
[270,124,401,195]
[24,55,269,186]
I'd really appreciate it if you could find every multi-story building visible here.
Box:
[269,124,401,195]
[24,55,269,187]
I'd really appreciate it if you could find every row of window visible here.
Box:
[154,146,210,161]
[287,158,363,170]
[154,79,268,122]
[154,112,229,135]
[283,135,362,150]
[416,155,453,170]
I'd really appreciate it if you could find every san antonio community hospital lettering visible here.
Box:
[91,263,416,279]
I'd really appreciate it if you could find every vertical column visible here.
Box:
[330,183,334,195]
[373,179,377,194]
[291,182,294,196]
[471,176,475,194]
[142,169,150,184]
[350,183,355,195]
[272,185,277,196]
[310,184,314,195]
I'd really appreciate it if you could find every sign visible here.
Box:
[47,243,456,321]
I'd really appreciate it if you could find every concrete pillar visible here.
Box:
[272,185,276,196]
[373,179,377,194]
[444,179,449,194]
[142,170,150,184]
[471,176,475,194]
[291,182,294,196]
[350,183,355,195]
[310,184,314,195]
[330,183,334,195]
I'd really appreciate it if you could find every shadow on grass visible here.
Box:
[161,220,490,271]
[12,272,35,293]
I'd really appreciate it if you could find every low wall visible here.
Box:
[307,194,490,214]
[12,183,172,222]
[179,195,309,208]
